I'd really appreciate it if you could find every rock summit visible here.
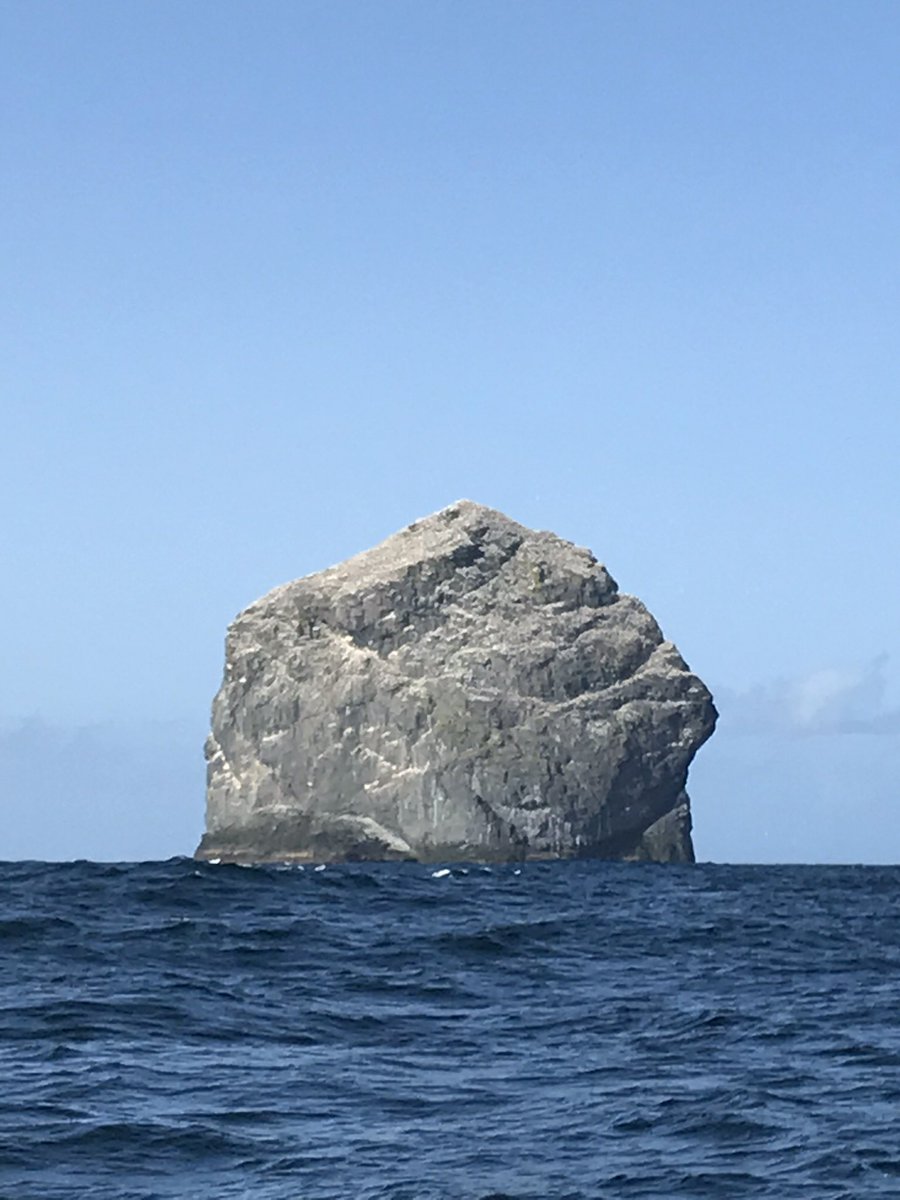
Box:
[197,501,716,864]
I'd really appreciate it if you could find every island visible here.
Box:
[195,501,716,864]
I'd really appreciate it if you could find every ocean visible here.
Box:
[1,858,898,1199]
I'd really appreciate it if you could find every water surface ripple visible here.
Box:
[2,859,899,1198]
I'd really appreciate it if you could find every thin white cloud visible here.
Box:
[716,654,900,736]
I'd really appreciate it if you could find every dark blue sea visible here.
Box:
[2,859,899,1199]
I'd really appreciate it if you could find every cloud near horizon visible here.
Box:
[714,654,900,737]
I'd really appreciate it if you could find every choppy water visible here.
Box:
[2,859,899,1199]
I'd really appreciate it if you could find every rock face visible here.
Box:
[196,502,716,864]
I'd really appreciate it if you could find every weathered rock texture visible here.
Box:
[196,502,716,864]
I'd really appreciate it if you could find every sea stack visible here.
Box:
[196,502,716,864]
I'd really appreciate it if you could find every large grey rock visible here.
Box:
[196,502,716,864]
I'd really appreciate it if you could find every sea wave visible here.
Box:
[2,858,899,1198]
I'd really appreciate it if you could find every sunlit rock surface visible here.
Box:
[196,502,716,863]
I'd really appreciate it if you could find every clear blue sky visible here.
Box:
[3,1,898,861]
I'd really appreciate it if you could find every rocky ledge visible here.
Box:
[196,501,716,864]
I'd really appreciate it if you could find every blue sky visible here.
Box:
[3,1,898,861]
